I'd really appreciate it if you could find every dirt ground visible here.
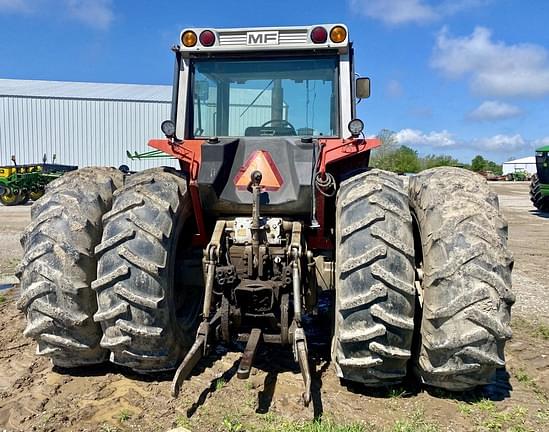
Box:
[1,181,549,432]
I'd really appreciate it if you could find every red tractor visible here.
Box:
[17,24,514,403]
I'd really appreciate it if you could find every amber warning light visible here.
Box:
[234,150,283,191]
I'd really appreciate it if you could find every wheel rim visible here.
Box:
[0,191,19,204]
[30,189,44,201]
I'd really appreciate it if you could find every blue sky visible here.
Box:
[1,0,548,163]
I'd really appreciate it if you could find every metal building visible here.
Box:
[502,156,537,176]
[0,78,175,170]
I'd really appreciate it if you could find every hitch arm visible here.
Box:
[171,311,221,397]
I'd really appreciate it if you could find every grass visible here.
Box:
[512,317,549,341]
[474,398,497,412]
[533,324,549,340]
[391,409,441,432]
[515,368,533,384]
[99,424,119,432]
[457,402,474,415]
[388,387,407,398]
[247,412,441,432]
[457,400,529,432]
[117,409,132,422]
[271,418,368,432]
[480,406,528,431]
[175,413,191,428]
[223,416,244,432]
[216,377,226,390]
[536,408,549,422]
[0,293,6,303]
[223,414,370,432]
[513,368,548,402]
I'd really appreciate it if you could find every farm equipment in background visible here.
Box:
[16,24,514,403]
[506,168,529,182]
[530,145,549,211]
[0,155,77,206]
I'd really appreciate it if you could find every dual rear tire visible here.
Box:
[18,167,202,371]
[333,168,514,390]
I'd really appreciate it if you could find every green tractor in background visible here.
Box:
[530,145,549,211]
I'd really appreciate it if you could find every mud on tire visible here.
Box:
[93,167,202,372]
[17,167,123,367]
[409,167,515,391]
[333,169,416,386]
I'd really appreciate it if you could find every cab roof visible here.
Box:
[178,24,350,54]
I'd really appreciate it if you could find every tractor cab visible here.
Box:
[164,24,369,141]
[535,146,549,184]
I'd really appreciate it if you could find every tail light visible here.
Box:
[199,30,216,47]
[330,26,347,43]
[182,31,197,47]
[310,26,327,44]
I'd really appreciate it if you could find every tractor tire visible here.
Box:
[333,169,416,386]
[16,167,123,367]
[30,188,45,201]
[530,174,549,211]
[0,190,23,206]
[93,167,202,372]
[409,167,515,391]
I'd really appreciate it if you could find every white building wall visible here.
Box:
[502,157,537,176]
[0,95,175,170]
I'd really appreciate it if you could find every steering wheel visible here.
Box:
[260,119,297,135]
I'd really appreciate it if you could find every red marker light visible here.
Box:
[311,26,327,44]
[199,30,216,47]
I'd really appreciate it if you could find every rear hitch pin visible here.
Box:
[237,328,262,379]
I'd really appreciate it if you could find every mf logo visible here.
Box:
[247,31,279,46]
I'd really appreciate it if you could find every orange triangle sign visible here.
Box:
[234,150,284,191]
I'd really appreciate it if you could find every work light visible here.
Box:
[348,119,364,137]
[161,119,176,138]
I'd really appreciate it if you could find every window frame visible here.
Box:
[185,53,342,139]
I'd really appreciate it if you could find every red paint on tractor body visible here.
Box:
[148,136,381,250]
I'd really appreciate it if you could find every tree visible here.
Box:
[471,155,486,172]
[371,145,421,173]
[422,154,460,170]
[470,155,502,175]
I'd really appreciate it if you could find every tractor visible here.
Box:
[530,145,549,211]
[17,24,514,403]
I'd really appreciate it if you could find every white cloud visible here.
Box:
[467,101,522,121]
[0,0,113,29]
[350,0,489,26]
[432,27,549,98]
[472,134,527,151]
[66,0,113,30]
[394,128,537,153]
[351,0,436,25]
[395,128,457,147]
